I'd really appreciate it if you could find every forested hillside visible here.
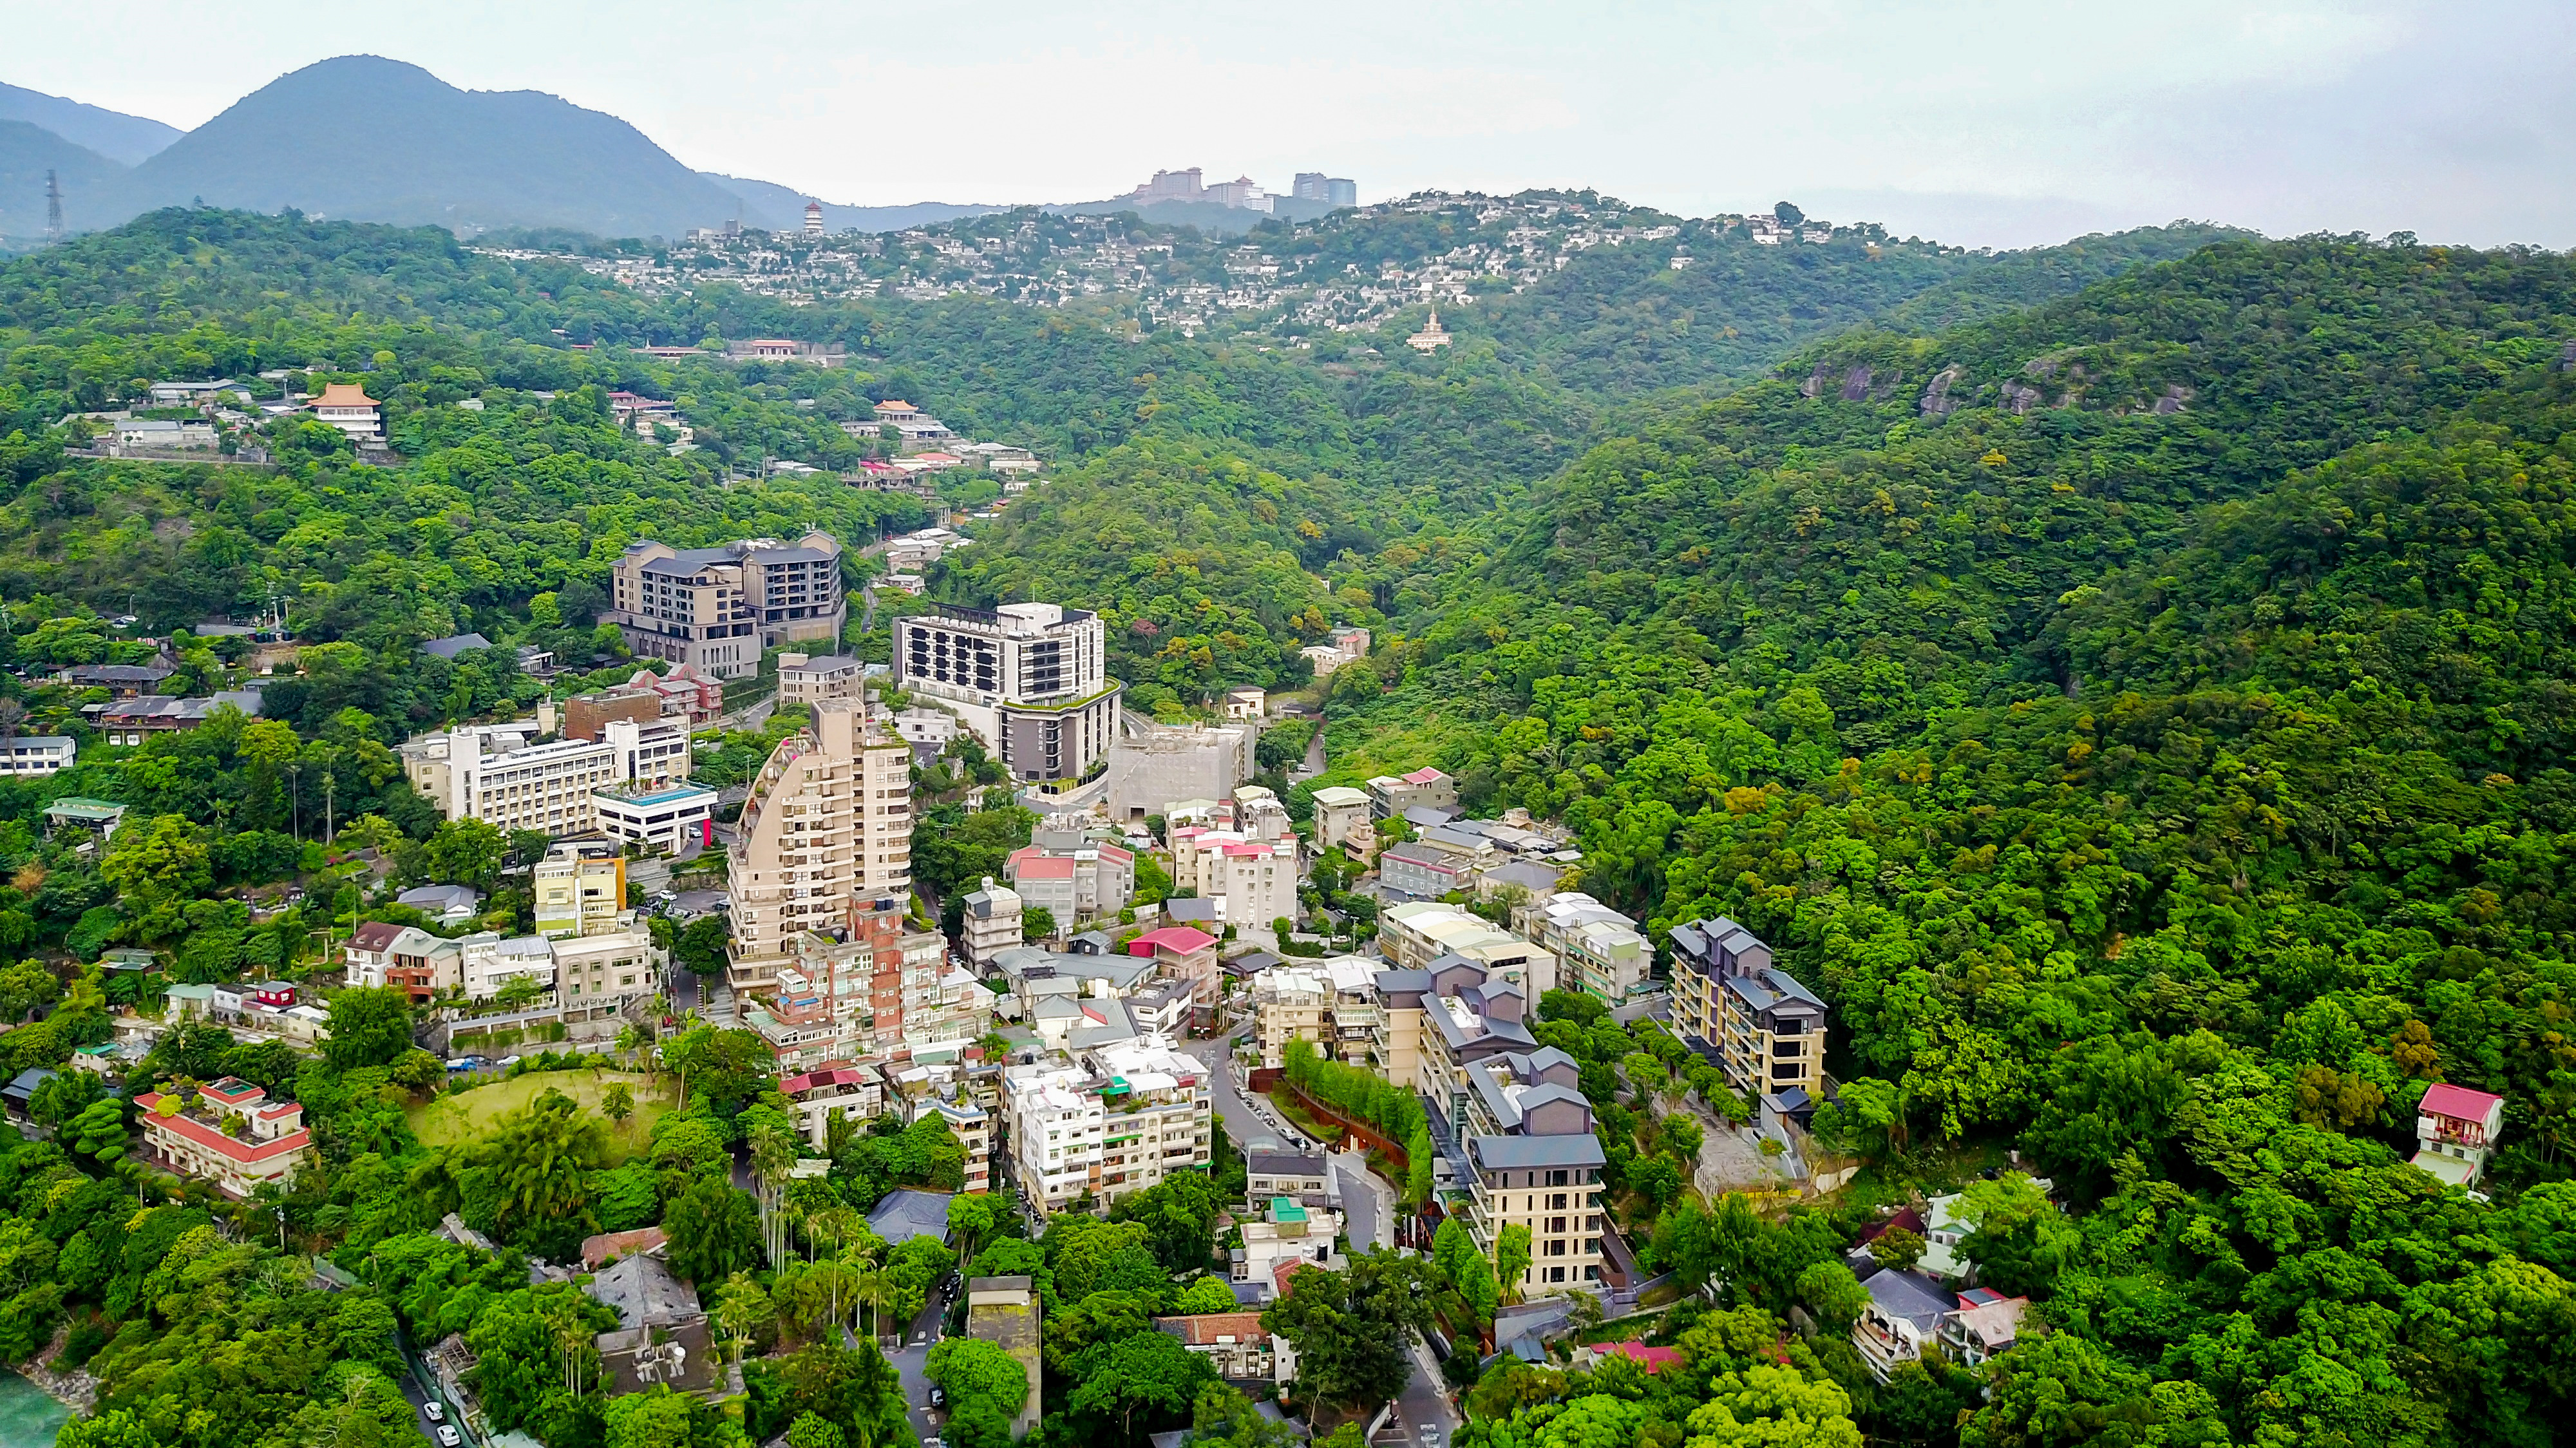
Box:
[1302,236,2576,1445]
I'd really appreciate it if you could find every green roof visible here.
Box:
[46,798,126,821]
[1271,1197,1308,1223]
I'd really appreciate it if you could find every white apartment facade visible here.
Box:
[402,727,620,835]
[1006,1042,1211,1216]
[461,934,556,1000]
[893,602,1121,783]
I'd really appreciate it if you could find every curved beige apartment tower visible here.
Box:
[725,701,913,992]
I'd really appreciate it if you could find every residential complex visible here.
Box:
[134,1076,312,1196]
[778,652,866,705]
[1308,785,1373,856]
[1166,788,1300,929]
[1668,917,1826,1098]
[961,878,1025,964]
[1367,767,1457,820]
[1005,1040,1211,1217]
[893,602,1121,783]
[1252,954,1379,1069]
[1003,830,1136,926]
[399,725,619,835]
[725,702,914,991]
[1454,1045,1607,1291]
[603,532,848,679]
[1379,901,1558,997]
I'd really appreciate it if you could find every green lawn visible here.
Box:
[408,1067,672,1163]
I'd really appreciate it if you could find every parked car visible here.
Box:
[434,1427,461,1447]
[422,1404,444,1423]
[927,1386,947,1409]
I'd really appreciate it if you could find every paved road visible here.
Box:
[393,1343,464,1448]
[884,1282,953,1444]
[1390,1332,1459,1448]
[1184,1024,1318,1152]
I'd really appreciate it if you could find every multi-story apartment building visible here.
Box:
[1252,966,1330,1070]
[1309,786,1374,856]
[401,726,618,835]
[1668,917,1826,1098]
[1007,1042,1211,1216]
[1367,767,1456,821]
[1407,962,1541,1121]
[962,878,1025,962]
[726,703,913,991]
[1124,925,1220,1022]
[1004,831,1136,924]
[553,929,663,1003]
[460,933,556,1000]
[1519,892,1654,1005]
[1007,1062,1105,1215]
[781,1065,886,1151]
[0,736,75,777]
[603,532,847,680]
[914,1096,996,1195]
[593,783,717,854]
[893,602,1121,782]
[534,841,628,938]
[1379,902,1558,996]
[778,653,866,705]
[1455,1047,1608,1294]
[1252,955,1379,1068]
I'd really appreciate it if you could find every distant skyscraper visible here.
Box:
[1294,174,1358,207]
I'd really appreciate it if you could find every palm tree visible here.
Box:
[849,1262,891,1347]
[750,1127,798,1266]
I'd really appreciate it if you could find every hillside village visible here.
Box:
[501,190,1895,341]
[1,44,2571,1448]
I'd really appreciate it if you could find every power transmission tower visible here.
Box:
[44,169,63,245]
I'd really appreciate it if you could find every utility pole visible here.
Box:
[44,170,62,246]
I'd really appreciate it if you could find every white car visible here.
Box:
[434,1427,462,1447]
[422,1404,444,1423]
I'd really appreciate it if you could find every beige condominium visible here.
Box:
[726,702,913,992]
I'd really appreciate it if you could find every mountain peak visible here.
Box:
[79,57,751,240]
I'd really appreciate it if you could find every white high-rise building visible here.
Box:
[893,603,1121,783]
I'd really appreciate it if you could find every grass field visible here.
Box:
[408,1067,673,1163]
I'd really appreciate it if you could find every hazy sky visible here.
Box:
[8,0,2570,249]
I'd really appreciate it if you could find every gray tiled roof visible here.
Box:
[1470,1133,1607,1170]
[1862,1268,1956,1329]
[866,1188,956,1248]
